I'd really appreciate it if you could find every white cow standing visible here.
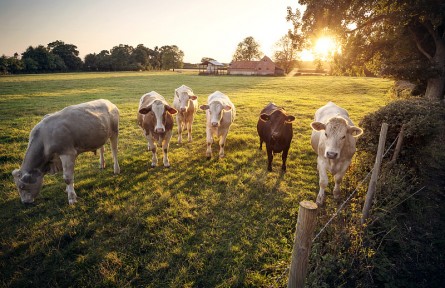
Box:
[137,91,178,168]
[173,85,198,143]
[12,99,120,205]
[200,91,236,159]
[310,102,363,205]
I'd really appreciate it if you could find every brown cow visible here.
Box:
[137,91,177,168]
[257,103,295,171]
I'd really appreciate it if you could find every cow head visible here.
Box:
[260,110,295,139]
[200,101,232,127]
[139,100,177,133]
[311,116,363,159]
[12,169,44,204]
[175,89,197,113]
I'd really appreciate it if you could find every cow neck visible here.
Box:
[22,126,48,172]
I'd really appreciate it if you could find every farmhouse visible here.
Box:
[228,56,284,76]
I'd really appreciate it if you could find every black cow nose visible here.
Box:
[326,152,338,159]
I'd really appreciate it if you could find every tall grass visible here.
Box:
[0,72,392,287]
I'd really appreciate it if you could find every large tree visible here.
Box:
[232,36,263,61]
[273,34,299,74]
[47,40,83,71]
[160,45,184,71]
[290,0,445,100]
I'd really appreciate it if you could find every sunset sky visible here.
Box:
[0,0,299,63]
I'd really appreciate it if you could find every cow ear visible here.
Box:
[12,169,22,179]
[311,121,326,131]
[139,106,151,114]
[223,105,232,111]
[286,115,296,123]
[190,95,198,100]
[260,114,270,122]
[166,106,178,115]
[349,126,363,137]
[200,105,209,110]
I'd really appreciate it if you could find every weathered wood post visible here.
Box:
[287,200,318,288]
[388,124,405,167]
[361,122,388,224]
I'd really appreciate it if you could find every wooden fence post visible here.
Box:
[388,124,405,167]
[287,200,318,288]
[361,123,388,224]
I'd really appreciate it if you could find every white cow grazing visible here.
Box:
[137,91,177,168]
[310,102,363,205]
[200,91,236,159]
[173,85,198,143]
[12,99,120,205]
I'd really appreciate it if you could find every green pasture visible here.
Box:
[0,72,393,287]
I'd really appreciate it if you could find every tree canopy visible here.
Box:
[1,41,185,74]
[290,0,445,100]
[232,36,263,61]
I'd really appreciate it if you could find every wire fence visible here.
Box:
[271,133,402,287]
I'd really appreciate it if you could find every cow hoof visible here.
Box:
[267,167,272,172]
[69,198,77,205]
[150,164,156,168]
[206,156,211,160]
[164,164,171,168]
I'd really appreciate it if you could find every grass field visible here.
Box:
[0,72,393,287]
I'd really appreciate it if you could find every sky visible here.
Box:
[0,0,300,64]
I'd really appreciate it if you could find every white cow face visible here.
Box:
[311,116,363,159]
[176,90,197,113]
[12,169,44,204]
[139,100,177,133]
[200,102,231,127]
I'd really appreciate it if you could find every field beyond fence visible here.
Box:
[0,72,393,287]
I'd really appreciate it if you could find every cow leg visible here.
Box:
[206,128,213,159]
[60,154,77,205]
[162,131,172,167]
[259,137,263,150]
[266,145,273,171]
[146,135,157,168]
[99,146,105,169]
[316,157,329,205]
[333,165,349,200]
[110,133,120,174]
[177,116,183,144]
[281,147,289,172]
[219,132,228,158]
[333,174,343,200]
[187,120,193,142]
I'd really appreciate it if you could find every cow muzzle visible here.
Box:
[180,107,187,113]
[326,151,338,159]
[155,127,165,133]
[211,122,219,127]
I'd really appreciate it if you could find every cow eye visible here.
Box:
[324,133,328,137]
[341,135,346,140]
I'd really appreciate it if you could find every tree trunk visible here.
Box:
[425,42,445,100]
[425,74,445,100]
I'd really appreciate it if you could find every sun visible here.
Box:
[314,37,338,59]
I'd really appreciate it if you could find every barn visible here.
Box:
[198,60,226,75]
[228,56,284,76]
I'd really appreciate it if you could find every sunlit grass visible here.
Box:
[0,72,392,287]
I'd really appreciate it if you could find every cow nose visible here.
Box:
[180,108,186,113]
[211,122,219,127]
[155,127,165,133]
[326,152,338,159]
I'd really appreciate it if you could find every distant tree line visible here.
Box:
[0,40,185,74]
